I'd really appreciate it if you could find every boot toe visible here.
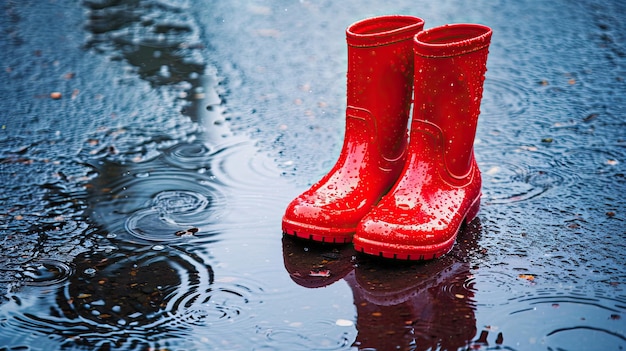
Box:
[282,196,364,243]
[354,212,459,260]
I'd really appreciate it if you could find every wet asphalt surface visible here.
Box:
[0,0,625,350]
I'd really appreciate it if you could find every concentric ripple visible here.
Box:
[125,190,219,242]
[477,288,626,350]
[480,159,576,204]
[19,259,74,287]
[0,245,264,350]
[260,320,353,351]
[170,274,266,329]
[481,74,533,120]
[210,139,283,190]
[161,140,215,170]
[87,160,228,244]
[558,146,625,178]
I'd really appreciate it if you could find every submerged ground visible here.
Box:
[0,0,625,350]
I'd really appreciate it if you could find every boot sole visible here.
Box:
[353,196,481,260]
[282,218,354,244]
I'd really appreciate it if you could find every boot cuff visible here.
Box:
[414,23,492,58]
[347,15,424,47]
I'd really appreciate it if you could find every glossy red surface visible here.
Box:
[282,15,424,243]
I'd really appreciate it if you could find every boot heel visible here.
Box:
[465,195,481,224]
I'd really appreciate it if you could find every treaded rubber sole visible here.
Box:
[353,235,454,260]
[282,219,354,244]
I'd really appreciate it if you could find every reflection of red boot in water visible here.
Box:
[282,15,424,244]
[281,236,355,288]
[346,258,476,350]
[282,221,482,350]
[354,24,492,260]
[348,221,480,350]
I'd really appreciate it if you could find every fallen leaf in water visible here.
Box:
[518,274,535,281]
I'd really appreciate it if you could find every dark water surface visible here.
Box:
[1,0,625,350]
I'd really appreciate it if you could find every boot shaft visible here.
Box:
[412,24,492,178]
[346,16,424,160]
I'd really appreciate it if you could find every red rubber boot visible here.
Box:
[282,15,425,243]
[354,24,492,259]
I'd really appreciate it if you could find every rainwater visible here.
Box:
[0,0,624,350]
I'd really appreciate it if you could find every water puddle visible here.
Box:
[0,245,262,350]
[280,221,483,350]
[479,155,577,205]
[19,260,75,287]
[1,0,625,350]
[473,276,626,350]
[86,157,229,245]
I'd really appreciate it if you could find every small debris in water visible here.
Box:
[335,319,354,327]
[519,145,538,152]
[309,269,330,277]
[495,332,504,345]
[486,166,500,175]
[108,145,118,155]
[541,137,553,143]
[175,227,199,236]
[583,113,598,122]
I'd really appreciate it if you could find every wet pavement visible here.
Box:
[0,0,625,350]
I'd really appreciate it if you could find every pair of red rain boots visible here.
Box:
[282,15,492,260]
